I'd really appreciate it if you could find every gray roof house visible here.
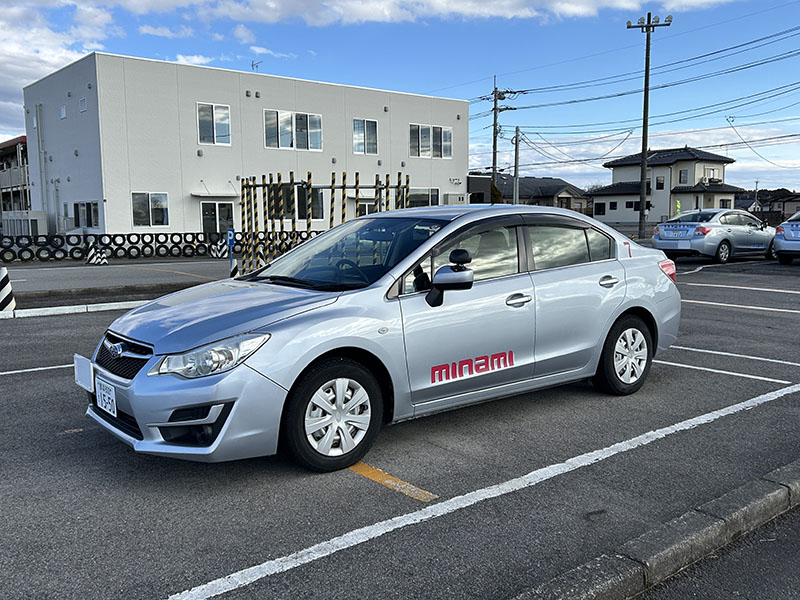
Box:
[467,174,587,211]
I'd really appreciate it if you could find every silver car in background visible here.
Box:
[775,211,800,265]
[74,205,680,472]
[652,209,776,263]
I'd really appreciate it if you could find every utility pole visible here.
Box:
[492,76,499,186]
[513,125,520,205]
[755,179,760,209]
[628,13,672,240]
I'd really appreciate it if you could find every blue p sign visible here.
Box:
[226,228,235,248]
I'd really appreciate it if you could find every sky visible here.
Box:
[1,0,799,192]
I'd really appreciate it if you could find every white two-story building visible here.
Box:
[589,147,744,225]
[23,52,469,235]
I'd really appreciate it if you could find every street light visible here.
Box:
[628,12,672,240]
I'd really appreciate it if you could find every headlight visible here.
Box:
[154,333,270,378]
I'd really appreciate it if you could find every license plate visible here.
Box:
[95,377,117,417]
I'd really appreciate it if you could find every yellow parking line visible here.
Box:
[122,264,217,281]
[349,462,438,503]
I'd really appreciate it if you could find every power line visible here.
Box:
[725,118,798,168]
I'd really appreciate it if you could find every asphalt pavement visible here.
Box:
[1,255,799,599]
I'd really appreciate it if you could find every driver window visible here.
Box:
[402,225,518,294]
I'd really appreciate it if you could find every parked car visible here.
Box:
[652,209,776,263]
[73,205,681,472]
[775,211,800,265]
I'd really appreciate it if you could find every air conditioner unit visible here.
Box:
[701,177,709,184]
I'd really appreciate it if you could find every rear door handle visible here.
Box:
[599,275,619,288]
[506,293,532,307]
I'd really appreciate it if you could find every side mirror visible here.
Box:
[425,250,474,307]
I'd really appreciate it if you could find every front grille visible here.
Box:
[89,392,144,440]
[94,332,152,380]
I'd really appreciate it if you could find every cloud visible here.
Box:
[139,24,194,38]
[175,53,215,65]
[233,23,255,43]
[249,46,296,59]
[211,32,224,41]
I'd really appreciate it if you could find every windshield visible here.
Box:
[788,212,800,222]
[668,211,717,223]
[242,217,445,290]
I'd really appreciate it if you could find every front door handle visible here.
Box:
[599,275,620,288]
[506,293,532,307]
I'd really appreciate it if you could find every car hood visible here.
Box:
[109,280,339,354]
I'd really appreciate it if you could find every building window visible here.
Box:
[720,199,731,208]
[407,188,439,207]
[295,112,323,151]
[79,97,87,113]
[704,167,719,180]
[197,103,231,145]
[132,192,169,227]
[610,202,617,210]
[656,176,664,190]
[59,104,67,119]
[73,201,99,228]
[594,202,606,216]
[695,195,700,209]
[297,186,324,220]
[679,169,689,184]
[409,124,451,158]
[353,119,378,155]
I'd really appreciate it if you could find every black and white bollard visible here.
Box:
[230,259,239,279]
[85,245,108,266]
[0,266,16,312]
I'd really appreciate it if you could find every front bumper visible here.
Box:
[85,359,289,462]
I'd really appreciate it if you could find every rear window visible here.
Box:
[669,212,717,223]
[788,212,800,222]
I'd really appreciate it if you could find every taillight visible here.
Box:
[653,226,659,236]
[776,225,785,235]
[694,226,712,236]
[659,259,677,283]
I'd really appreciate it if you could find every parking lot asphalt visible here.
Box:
[1,256,799,600]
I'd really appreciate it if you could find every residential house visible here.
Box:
[588,147,743,225]
[467,174,587,210]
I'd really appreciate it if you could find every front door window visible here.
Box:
[201,201,235,233]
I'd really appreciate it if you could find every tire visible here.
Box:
[714,240,731,264]
[127,246,141,259]
[1,249,16,263]
[593,315,654,396]
[141,233,154,245]
[283,358,384,472]
[182,245,195,257]
[69,247,84,260]
[169,244,182,257]
[18,247,34,262]
[112,234,126,247]
[48,235,65,248]
[170,233,183,244]
[156,233,169,244]
[765,242,777,261]
[195,243,208,256]
[34,235,49,247]
[126,233,141,245]
[112,246,127,259]
[0,236,13,249]
[35,247,52,261]
[65,234,81,246]
[16,235,32,248]
[141,245,155,258]
[778,254,794,265]
[52,248,67,261]
[155,244,170,257]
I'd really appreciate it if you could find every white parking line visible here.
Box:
[672,345,800,368]
[653,360,791,384]
[677,264,727,275]
[166,383,800,600]
[682,299,800,315]
[679,282,800,295]
[0,364,72,377]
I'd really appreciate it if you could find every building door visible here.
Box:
[201,201,234,233]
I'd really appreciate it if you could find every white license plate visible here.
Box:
[95,377,117,417]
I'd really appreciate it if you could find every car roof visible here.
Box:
[365,203,592,222]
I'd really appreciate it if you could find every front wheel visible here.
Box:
[714,240,731,264]
[283,358,383,472]
[766,242,777,261]
[593,316,653,396]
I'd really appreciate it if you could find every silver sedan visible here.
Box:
[74,205,681,471]
[652,209,776,263]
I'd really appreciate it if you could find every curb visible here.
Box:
[0,299,149,319]
[515,458,800,600]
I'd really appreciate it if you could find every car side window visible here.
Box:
[586,228,613,261]
[719,213,733,225]
[741,214,760,228]
[401,225,519,294]
[527,225,590,270]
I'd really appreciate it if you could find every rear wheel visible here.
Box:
[593,315,653,396]
[766,242,777,260]
[714,240,731,264]
[778,254,794,265]
[283,358,383,472]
